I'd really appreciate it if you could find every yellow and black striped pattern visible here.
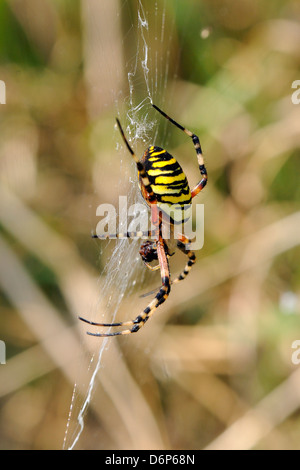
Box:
[139,146,192,223]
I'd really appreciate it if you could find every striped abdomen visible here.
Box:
[139,146,192,223]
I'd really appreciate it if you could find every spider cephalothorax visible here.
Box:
[79,104,207,337]
[139,240,158,264]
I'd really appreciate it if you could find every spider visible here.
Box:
[79,104,207,337]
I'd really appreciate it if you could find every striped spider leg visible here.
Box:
[79,205,171,336]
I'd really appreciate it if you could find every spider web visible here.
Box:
[63,0,191,450]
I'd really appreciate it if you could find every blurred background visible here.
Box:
[0,0,300,450]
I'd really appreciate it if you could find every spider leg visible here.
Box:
[116,118,156,203]
[152,104,207,198]
[80,243,170,336]
[140,240,175,272]
[80,206,171,337]
[172,234,196,285]
[92,230,156,240]
[79,240,170,337]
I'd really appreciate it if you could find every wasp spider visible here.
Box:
[79,104,207,337]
